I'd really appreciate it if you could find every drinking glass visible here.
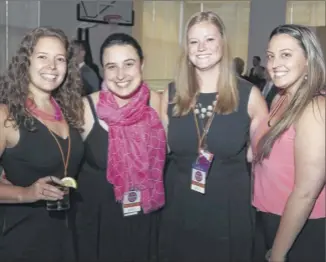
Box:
[46,180,70,211]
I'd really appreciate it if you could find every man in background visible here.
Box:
[73,40,100,95]
[247,55,266,90]
[261,71,278,110]
[233,57,247,80]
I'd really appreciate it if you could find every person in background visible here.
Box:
[252,24,325,262]
[233,57,248,81]
[73,40,100,95]
[233,57,244,76]
[261,71,278,110]
[158,11,267,262]
[75,33,166,262]
[0,27,84,262]
[248,55,266,90]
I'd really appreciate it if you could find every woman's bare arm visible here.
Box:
[0,105,64,203]
[270,97,326,261]
[247,86,269,162]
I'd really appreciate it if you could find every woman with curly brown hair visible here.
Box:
[0,27,84,262]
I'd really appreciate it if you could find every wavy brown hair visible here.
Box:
[0,26,84,131]
[256,24,326,162]
[173,11,238,116]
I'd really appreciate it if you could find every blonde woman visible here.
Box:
[158,11,267,262]
[252,24,325,262]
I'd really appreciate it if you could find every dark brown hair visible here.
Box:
[0,26,84,131]
[99,33,144,66]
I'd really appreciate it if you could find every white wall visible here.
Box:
[40,1,78,39]
[0,1,132,73]
[8,1,40,60]
[0,2,7,72]
[0,1,40,72]
[247,0,287,71]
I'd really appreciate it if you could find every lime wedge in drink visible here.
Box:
[61,177,77,189]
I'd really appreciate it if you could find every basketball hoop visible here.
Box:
[103,14,122,24]
[77,21,99,29]
[76,1,134,27]
[76,14,123,31]
[103,14,122,32]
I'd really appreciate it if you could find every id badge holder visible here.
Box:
[122,190,141,217]
[190,149,214,194]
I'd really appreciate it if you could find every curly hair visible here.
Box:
[0,26,84,131]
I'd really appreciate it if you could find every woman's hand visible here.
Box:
[0,171,11,185]
[269,253,286,262]
[269,255,286,262]
[21,176,64,203]
[266,249,286,262]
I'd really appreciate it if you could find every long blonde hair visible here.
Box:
[256,24,326,162]
[173,11,238,116]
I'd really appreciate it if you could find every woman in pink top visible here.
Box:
[252,24,325,262]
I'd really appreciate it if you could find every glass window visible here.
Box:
[142,1,181,91]
[286,1,325,26]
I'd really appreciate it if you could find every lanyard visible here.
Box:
[193,104,217,152]
[48,129,71,177]
[40,119,71,177]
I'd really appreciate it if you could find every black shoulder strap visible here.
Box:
[85,95,99,123]
[147,94,150,106]
[168,82,176,103]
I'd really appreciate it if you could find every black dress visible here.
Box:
[76,96,158,262]
[158,79,254,262]
[0,119,84,262]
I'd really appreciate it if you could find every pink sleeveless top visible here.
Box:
[252,119,325,219]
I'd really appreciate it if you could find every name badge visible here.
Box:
[190,149,214,194]
[198,149,214,169]
[191,163,207,194]
[122,190,141,217]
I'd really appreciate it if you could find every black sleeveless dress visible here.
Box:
[0,119,84,262]
[75,97,158,262]
[158,79,254,262]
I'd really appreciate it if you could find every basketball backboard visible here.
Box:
[76,1,134,26]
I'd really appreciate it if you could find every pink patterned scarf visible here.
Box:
[96,82,166,213]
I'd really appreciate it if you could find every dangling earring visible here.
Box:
[304,75,308,80]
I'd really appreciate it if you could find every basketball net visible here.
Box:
[77,14,122,31]
[103,14,121,32]
[77,22,99,29]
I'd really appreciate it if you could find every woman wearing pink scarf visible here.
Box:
[75,33,166,262]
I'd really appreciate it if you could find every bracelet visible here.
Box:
[265,249,272,261]
[265,249,288,262]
